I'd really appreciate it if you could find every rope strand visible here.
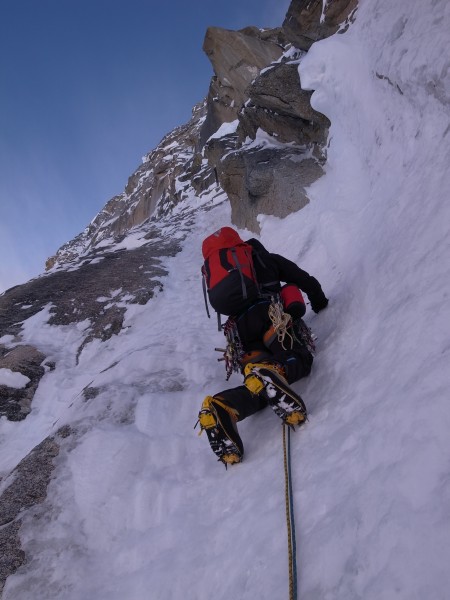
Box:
[283,424,298,600]
[287,425,298,598]
[269,299,294,350]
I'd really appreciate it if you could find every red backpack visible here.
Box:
[201,227,260,318]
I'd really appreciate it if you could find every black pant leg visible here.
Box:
[214,385,268,421]
[269,346,313,384]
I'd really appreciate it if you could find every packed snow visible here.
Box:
[208,119,239,140]
[0,369,30,389]
[1,0,450,598]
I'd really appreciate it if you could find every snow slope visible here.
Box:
[1,0,450,598]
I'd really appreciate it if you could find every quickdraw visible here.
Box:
[292,318,317,355]
[215,317,244,380]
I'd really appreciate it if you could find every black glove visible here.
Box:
[311,297,329,313]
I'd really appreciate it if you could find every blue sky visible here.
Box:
[0,0,290,293]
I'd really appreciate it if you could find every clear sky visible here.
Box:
[0,0,290,293]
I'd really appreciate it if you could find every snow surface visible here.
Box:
[0,368,30,389]
[2,0,450,598]
[208,119,239,141]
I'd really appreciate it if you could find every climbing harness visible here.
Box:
[269,297,294,350]
[215,306,316,381]
[283,423,298,600]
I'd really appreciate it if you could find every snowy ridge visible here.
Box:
[1,0,450,598]
[46,101,209,272]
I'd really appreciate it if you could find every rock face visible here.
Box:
[283,0,359,50]
[218,145,324,231]
[46,0,358,265]
[0,427,70,594]
[0,345,47,421]
[197,0,358,231]
[46,101,212,270]
[203,46,330,230]
[241,61,330,144]
[200,26,286,145]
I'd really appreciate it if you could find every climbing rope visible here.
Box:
[283,424,298,600]
[269,298,294,350]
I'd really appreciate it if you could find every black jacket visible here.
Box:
[247,238,328,313]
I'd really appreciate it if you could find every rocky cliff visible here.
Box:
[0,0,357,592]
[46,0,357,270]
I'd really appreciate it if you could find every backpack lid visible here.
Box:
[202,227,245,259]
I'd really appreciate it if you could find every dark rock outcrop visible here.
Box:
[0,521,24,597]
[46,102,211,271]
[200,0,357,231]
[283,0,358,50]
[202,44,329,230]
[239,61,330,144]
[200,26,285,145]
[217,145,324,231]
[0,345,46,421]
[0,427,71,595]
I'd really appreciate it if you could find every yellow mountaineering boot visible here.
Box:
[243,361,287,394]
[243,362,307,427]
[197,396,243,466]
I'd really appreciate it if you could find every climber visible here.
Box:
[197,227,329,465]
